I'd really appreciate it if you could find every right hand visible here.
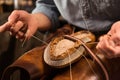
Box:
[0,10,52,41]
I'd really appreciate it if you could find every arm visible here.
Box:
[32,0,60,31]
[0,0,60,40]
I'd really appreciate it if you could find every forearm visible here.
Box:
[32,13,52,31]
[32,0,60,31]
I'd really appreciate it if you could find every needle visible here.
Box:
[21,37,27,47]
[21,35,48,47]
[31,35,48,45]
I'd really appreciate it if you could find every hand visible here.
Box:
[96,21,120,58]
[0,10,52,40]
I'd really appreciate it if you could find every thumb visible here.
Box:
[8,10,30,24]
[8,10,20,24]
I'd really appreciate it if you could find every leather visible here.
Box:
[1,24,73,80]
[1,25,120,80]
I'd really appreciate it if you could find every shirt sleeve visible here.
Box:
[32,0,60,31]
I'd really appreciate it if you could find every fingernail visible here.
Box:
[9,31,12,35]
[16,35,18,39]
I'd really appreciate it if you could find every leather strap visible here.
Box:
[64,35,109,80]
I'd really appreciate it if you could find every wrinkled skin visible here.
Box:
[96,21,120,58]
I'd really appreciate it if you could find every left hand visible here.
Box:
[96,21,120,58]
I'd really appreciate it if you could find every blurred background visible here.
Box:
[0,0,36,13]
[0,0,45,78]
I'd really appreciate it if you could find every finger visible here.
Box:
[97,43,114,58]
[107,40,120,57]
[0,22,11,32]
[110,32,120,46]
[107,29,114,36]
[8,10,20,24]
[113,46,120,57]
[19,24,28,33]
[25,26,37,40]
[25,29,32,40]
[96,35,115,58]
[10,21,24,35]
[96,41,110,58]
[103,37,116,57]
[8,10,29,24]
[97,46,114,58]
[16,31,25,39]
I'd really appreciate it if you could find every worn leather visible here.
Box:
[1,24,73,80]
[53,47,120,80]
[1,25,120,80]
